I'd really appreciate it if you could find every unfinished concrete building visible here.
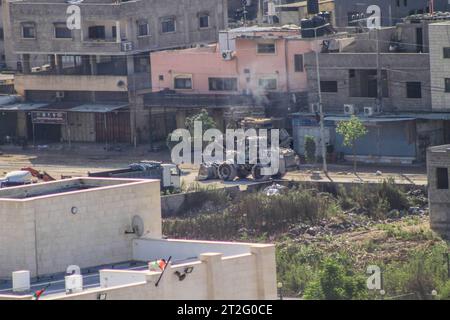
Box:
[0,177,277,300]
[294,17,450,165]
[1,0,228,145]
[427,145,450,240]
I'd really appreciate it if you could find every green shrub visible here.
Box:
[303,258,367,300]
[304,135,316,164]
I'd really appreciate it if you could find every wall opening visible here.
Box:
[436,167,449,190]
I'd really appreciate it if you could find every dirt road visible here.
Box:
[0,144,427,187]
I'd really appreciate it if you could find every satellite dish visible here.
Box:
[131,215,144,237]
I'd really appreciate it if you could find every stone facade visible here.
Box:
[429,22,450,111]
[427,145,450,239]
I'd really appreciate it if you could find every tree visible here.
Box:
[166,109,217,150]
[185,109,217,136]
[304,135,316,164]
[336,116,368,174]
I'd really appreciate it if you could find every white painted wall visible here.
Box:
[0,178,161,278]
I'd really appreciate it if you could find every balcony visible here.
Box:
[14,74,129,94]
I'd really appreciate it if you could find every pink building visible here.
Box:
[146,26,321,133]
[151,26,316,96]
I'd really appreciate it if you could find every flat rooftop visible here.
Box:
[0,257,197,297]
[0,177,156,200]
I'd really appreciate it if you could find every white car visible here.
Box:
[0,171,33,188]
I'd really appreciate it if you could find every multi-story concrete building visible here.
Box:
[429,20,450,111]
[427,144,450,240]
[0,177,276,300]
[293,17,450,164]
[275,0,335,26]
[147,26,341,136]
[333,0,449,27]
[1,0,228,145]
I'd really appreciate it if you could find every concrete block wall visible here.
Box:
[0,178,161,278]
[305,52,431,113]
[0,200,37,278]
[429,23,450,111]
[427,147,450,239]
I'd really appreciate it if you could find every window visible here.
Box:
[208,78,238,91]
[320,81,338,92]
[88,26,105,39]
[137,20,149,37]
[199,14,209,28]
[0,28,3,40]
[259,78,277,90]
[257,43,276,54]
[112,26,117,39]
[294,54,304,72]
[162,17,176,33]
[159,75,164,81]
[54,23,71,39]
[445,78,450,92]
[174,76,192,89]
[406,82,421,98]
[437,167,449,190]
[22,23,36,39]
[443,47,450,58]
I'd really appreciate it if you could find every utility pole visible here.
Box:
[375,27,382,113]
[312,26,328,174]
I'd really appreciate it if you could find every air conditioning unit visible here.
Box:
[310,103,320,113]
[222,50,233,61]
[364,107,375,117]
[121,41,134,52]
[344,104,355,115]
[56,91,65,99]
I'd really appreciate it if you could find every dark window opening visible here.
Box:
[88,26,106,40]
[445,78,450,92]
[349,69,388,98]
[137,21,149,36]
[208,77,238,91]
[294,54,304,72]
[444,47,450,58]
[174,77,192,89]
[320,81,338,93]
[162,18,176,33]
[199,14,209,28]
[437,167,449,189]
[22,24,36,39]
[112,26,117,39]
[259,78,277,90]
[54,23,72,39]
[406,82,421,98]
[257,43,276,54]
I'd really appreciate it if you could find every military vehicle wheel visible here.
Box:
[237,167,251,179]
[272,171,287,180]
[251,164,270,182]
[218,163,237,181]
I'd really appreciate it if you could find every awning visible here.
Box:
[70,103,128,113]
[0,102,49,111]
[324,116,416,123]
[0,95,19,106]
